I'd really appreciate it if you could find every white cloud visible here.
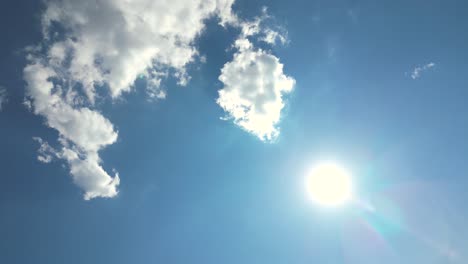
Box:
[24,0,237,200]
[25,0,294,199]
[0,87,7,111]
[261,28,287,45]
[411,62,436,79]
[24,62,119,200]
[217,37,295,141]
[40,0,236,101]
[33,137,57,163]
[237,7,288,46]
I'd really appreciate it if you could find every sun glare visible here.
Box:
[306,162,353,207]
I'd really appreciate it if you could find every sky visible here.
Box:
[1,0,468,263]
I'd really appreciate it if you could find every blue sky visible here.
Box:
[1,0,468,263]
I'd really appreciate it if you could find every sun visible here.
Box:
[306,162,353,207]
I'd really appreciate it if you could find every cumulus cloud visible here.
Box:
[39,0,236,101]
[24,62,119,200]
[25,0,239,199]
[25,0,294,199]
[216,10,294,141]
[411,62,436,79]
[0,87,7,111]
[217,36,295,141]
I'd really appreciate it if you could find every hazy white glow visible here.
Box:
[306,162,353,207]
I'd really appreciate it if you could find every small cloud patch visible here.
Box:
[411,62,436,79]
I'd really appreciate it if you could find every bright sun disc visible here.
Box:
[306,162,353,207]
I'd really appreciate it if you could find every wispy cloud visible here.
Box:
[33,137,57,164]
[0,87,7,111]
[347,8,359,24]
[411,62,436,79]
